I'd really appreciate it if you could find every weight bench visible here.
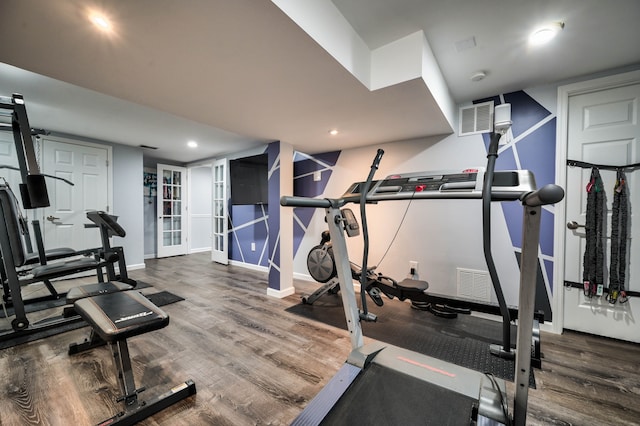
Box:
[70,290,196,425]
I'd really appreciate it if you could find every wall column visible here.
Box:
[266,141,295,298]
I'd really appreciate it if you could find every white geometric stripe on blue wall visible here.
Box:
[292,150,341,256]
[476,90,556,320]
[228,205,269,266]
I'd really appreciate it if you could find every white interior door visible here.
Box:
[211,158,228,264]
[157,164,188,258]
[41,138,110,250]
[563,82,640,342]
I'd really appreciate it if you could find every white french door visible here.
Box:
[211,158,228,264]
[40,138,110,250]
[157,164,188,258]
[561,76,640,342]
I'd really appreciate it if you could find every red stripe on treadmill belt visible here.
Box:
[396,356,456,378]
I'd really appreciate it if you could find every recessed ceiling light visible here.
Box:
[529,22,564,46]
[89,12,113,32]
[329,129,339,136]
[187,141,198,148]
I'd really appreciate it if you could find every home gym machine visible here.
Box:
[282,133,564,424]
[0,93,196,423]
[0,94,132,338]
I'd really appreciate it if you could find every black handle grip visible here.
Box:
[521,184,565,207]
[371,149,384,169]
[86,211,126,237]
[280,196,331,208]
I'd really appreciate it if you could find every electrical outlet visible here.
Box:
[251,242,256,251]
[409,261,418,275]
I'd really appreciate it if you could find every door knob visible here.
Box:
[567,221,585,230]
[46,215,60,222]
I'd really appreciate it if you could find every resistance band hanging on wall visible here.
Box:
[565,159,638,300]
[608,170,629,304]
[582,167,605,298]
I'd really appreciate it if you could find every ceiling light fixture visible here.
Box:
[329,129,339,136]
[470,71,487,82]
[89,11,113,32]
[187,141,198,148]
[529,22,564,46]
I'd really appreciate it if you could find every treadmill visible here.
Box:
[281,110,564,426]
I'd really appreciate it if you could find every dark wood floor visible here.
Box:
[1,252,639,425]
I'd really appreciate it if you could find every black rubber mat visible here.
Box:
[145,290,184,306]
[321,362,476,425]
[286,295,535,387]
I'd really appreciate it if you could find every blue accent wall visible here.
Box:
[267,142,281,290]
[478,91,557,319]
[228,149,269,269]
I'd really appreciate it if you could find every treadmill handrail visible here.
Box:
[281,183,565,209]
[521,184,565,207]
[280,196,334,208]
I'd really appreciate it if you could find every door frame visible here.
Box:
[187,162,213,254]
[553,69,640,334]
[211,158,228,265]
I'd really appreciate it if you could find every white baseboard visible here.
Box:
[540,321,560,334]
[189,247,211,254]
[293,272,315,282]
[229,260,269,273]
[267,286,296,299]
[127,263,146,271]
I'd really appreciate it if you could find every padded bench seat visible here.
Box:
[24,247,77,265]
[74,290,169,342]
[66,281,134,304]
[30,256,99,279]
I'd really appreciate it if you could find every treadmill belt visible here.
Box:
[287,297,536,387]
[321,362,476,425]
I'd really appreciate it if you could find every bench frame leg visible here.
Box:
[82,337,197,426]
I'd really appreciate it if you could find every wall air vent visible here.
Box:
[139,144,158,150]
[457,268,491,302]
[458,101,494,136]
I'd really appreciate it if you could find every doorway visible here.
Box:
[556,70,640,342]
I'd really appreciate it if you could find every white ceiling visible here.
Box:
[1,0,639,164]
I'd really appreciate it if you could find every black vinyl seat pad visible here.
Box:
[74,291,169,342]
[31,257,99,279]
[66,281,134,304]
[23,247,77,265]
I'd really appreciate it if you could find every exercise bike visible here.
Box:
[303,226,430,308]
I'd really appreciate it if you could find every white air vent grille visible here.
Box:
[457,268,491,302]
[459,101,494,136]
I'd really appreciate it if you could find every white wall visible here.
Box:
[111,143,145,269]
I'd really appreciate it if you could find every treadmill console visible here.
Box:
[343,169,537,201]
